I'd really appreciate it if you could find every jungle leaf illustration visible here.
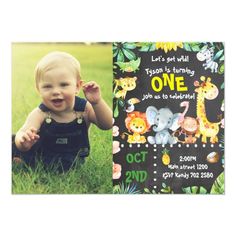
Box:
[182,186,207,194]
[113,42,137,62]
[161,187,172,193]
[213,49,224,61]
[199,187,208,194]
[210,172,224,194]
[221,82,224,89]
[117,50,124,62]
[215,42,224,51]
[220,55,224,61]
[183,43,191,51]
[122,48,136,61]
[191,44,201,52]
[143,188,157,194]
[144,188,151,193]
[136,42,156,52]
[183,42,202,52]
[160,182,173,193]
[123,42,136,49]
[113,182,141,194]
[218,64,224,74]
[114,101,119,118]
[144,183,173,194]
[118,99,125,107]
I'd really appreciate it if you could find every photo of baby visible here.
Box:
[12,43,113,194]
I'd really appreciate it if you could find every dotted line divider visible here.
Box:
[120,143,222,149]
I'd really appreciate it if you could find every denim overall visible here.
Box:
[13,97,90,171]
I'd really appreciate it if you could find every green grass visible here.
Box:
[12,43,113,194]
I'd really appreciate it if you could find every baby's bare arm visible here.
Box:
[15,128,40,151]
[86,100,113,130]
[15,108,45,151]
[83,81,112,130]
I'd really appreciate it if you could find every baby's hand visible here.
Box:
[17,127,40,151]
[82,81,101,105]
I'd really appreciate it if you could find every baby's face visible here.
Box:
[37,66,80,113]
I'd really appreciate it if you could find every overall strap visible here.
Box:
[74,97,87,112]
[39,103,50,112]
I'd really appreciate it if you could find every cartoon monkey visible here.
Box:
[174,117,200,143]
[174,101,200,144]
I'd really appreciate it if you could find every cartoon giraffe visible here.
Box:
[194,76,221,143]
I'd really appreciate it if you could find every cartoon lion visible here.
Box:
[124,111,150,144]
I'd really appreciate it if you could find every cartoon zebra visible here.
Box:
[197,47,218,73]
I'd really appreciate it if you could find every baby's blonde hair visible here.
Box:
[35,51,81,89]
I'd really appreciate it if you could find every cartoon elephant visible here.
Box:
[146,106,181,145]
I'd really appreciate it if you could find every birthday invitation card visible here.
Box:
[113,42,224,194]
